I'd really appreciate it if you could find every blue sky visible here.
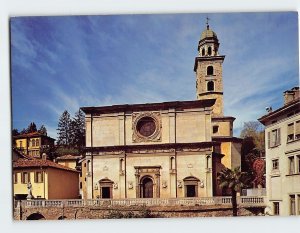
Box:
[11,12,299,139]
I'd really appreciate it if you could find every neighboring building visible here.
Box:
[258,86,300,216]
[13,158,80,200]
[56,154,82,170]
[12,148,33,162]
[81,23,241,199]
[13,132,55,158]
[56,154,87,199]
[79,158,88,199]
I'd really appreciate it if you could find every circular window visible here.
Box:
[136,117,156,137]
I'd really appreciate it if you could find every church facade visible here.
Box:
[81,23,241,199]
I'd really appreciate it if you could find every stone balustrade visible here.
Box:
[15,196,266,209]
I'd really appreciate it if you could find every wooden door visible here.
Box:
[143,178,153,198]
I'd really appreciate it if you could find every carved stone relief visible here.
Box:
[132,112,162,143]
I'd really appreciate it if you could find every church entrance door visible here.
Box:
[183,176,199,198]
[101,187,111,198]
[142,177,153,198]
[186,185,196,197]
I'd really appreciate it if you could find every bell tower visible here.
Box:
[194,20,225,116]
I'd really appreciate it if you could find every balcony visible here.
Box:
[15,196,266,209]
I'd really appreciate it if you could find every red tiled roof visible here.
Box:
[13,132,55,140]
[13,158,79,172]
[56,154,82,160]
[13,148,33,160]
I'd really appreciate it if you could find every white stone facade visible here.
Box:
[259,87,300,216]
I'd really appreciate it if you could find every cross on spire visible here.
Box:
[206,16,210,29]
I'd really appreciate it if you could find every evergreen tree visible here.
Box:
[12,128,19,136]
[71,109,85,148]
[20,128,27,134]
[38,125,47,135]
[26,122,37,133]
[57,110,72,146]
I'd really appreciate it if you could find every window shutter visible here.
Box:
[278,128,281,145]
[287,123,294,135]
[268,131,271,148]
[296,121,300,135]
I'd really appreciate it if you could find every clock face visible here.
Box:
[136,117,156,137]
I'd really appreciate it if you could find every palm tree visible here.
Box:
[217,166,250,216]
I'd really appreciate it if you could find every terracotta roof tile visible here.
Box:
[13,158,79,172]
[13,148,33,160]
[13,132,55,140]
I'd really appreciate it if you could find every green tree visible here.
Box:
[57,110,72,146]
[70,109,85,149]
[26,122,37,133]
[12,128,19,136]
[20,128,27,134]
[217,167,250,216]
[38,125,47,135]
[240,121,265,187]
[240,121,264,152]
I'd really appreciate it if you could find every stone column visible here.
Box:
[168,109,176,143]
[118,113,125,145]
[135,173,140,198]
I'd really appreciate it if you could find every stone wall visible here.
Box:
[14,204,264,220]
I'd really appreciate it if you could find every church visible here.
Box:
[81,22,242,199]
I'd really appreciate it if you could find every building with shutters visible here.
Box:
[81,22,242,199]
[13,157,80,200]
[13,132,55,158]
[258,86,300,216]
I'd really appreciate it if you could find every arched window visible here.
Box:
[207,66,213,75]
[208,46,212,55]
[201,48,205,56]
[35,139,39,147]
[206,156,211,169]
[32,139,35,147]
[120,158,124,172]
[87,160,90,173]
[207,81,214,91]
[170,157,175,170]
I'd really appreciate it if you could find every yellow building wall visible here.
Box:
[81,160,87,199]
[57,160,77,170]
[47,168,79,199]
[212,121,232,137]
[13,169,47,199]
[220,141,241,170]
[15,138,27,149]
[28,137,40,149]
[220,142,231,168]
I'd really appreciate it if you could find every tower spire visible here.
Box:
[194,21,225,116]
[206,16,210,29]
